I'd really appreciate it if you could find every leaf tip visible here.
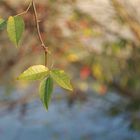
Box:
[68,86,73,91]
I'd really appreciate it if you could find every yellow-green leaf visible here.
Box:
[0,18,6,30]
[50,70,73,91]
[17,65,49,80]
[39,76,53,110]
[7,16,25,47]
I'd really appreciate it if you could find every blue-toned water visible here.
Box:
[0,87,140,140]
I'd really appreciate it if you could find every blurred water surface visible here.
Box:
[0,87,140,140]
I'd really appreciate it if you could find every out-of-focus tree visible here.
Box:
[0,0,140,124]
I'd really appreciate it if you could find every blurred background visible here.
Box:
[0,0,140,140]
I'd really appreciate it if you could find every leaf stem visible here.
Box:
[32,0,48,67]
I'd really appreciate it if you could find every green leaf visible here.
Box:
[0,18,6,30]
[7,16,25,47]
[39,76,53,110]
[50,70,73,91]
[17,65,49,80]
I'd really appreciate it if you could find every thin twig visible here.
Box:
[32,0,48,66]
[12,0,50,67]
[16,0,32,16]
